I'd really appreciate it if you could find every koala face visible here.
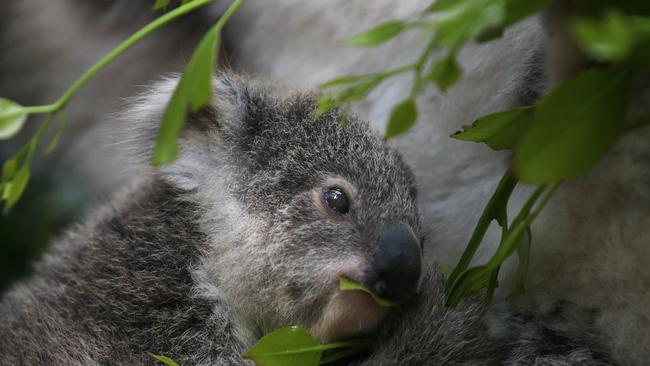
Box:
[134,75,422,343]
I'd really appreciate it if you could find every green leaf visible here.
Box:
[572,11,650,62]
[504,0,552,26]
[3,165,30,214]
[244,327,322,366]
[429,56,462,91]
[433,0,506,49]
[385,99,417,138]
[149,353,180,366]
[315,78,384,116]
[2,158,18,182]
[514,67,631,183]
[344,21,406,47]
[452,106,533,151]
[426,0,468,13]
[0,98,28,140]
[319,75,367,89]
[153,0,171,10]
[339,277,396,308]
[152,24,220,165]
[448,185,551,307]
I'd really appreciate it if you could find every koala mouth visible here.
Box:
[309,288,389,343]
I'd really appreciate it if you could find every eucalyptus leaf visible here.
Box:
[514,67,631,183]
[504,0,552,26]
[433,0,506,49]
[320,75,367,89]
[244,327,322,366]
[429,56,462,91]
[385,99,417,138]
[339,277,396,308]
[452,106,533,151]
[2,165,30,214]
[0,98,28,140]
[153,0,170,10]
[344,21,406,47]
[2,158,17,181]
[152,24,220,165]
[426,0,469,13]
[149,353,180,366]
[571,10,648,61]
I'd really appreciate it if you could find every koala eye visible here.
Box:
[323,187,350,214]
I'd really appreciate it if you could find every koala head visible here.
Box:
[128,74,422,343]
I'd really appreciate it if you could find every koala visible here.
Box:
[0,74,614,365]
[1,1,648,364]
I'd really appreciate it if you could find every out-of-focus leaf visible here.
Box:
[149,354,180,366]
[0,98,27,140]
[152,24,220,165]
[153,0,171,10]
[504,0,552,25]
[3,165,30,214]
[2,158,17,181]
[426,0,468,13]
[339,277,396,308]
[429,56,462,91]
[316,78,384,116]
[385,99,417,138]
[514,67,631,183]
[344,21,407,47]
[572,11,650,62]
[434,0,506,49]
[244,327,322,366]
[320,75,367,89]
[452,107,533,151]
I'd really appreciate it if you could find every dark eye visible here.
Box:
[323,187,350,214]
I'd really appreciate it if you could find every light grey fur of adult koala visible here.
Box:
[0,74,615,365]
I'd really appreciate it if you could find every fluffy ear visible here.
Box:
[122,74,267,191]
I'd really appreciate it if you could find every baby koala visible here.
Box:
[0,74,614,365]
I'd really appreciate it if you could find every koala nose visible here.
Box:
[365,223,421,304]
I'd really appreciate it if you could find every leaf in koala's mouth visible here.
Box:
[339,277,396,308]
[148,353,180,366]
[244,326,370,366]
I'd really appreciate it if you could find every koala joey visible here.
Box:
[0,74,614,365]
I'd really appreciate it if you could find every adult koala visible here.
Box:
[0,74,613,365]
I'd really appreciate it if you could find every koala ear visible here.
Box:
[124,74,257,191]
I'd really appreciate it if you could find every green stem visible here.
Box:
[55,0,219,110]
[447,169,518,286]
[410,35,437,97]
[5,0,219,119]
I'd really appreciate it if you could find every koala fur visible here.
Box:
[0,74,615,365]
[1,1,648,364]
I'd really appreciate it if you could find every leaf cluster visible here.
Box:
[319,0,650,305]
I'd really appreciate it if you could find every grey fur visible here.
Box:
[0,74,614,365]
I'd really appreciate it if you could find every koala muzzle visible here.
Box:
[366,223,422,304]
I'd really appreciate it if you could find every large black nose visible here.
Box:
[365,223,421,304]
